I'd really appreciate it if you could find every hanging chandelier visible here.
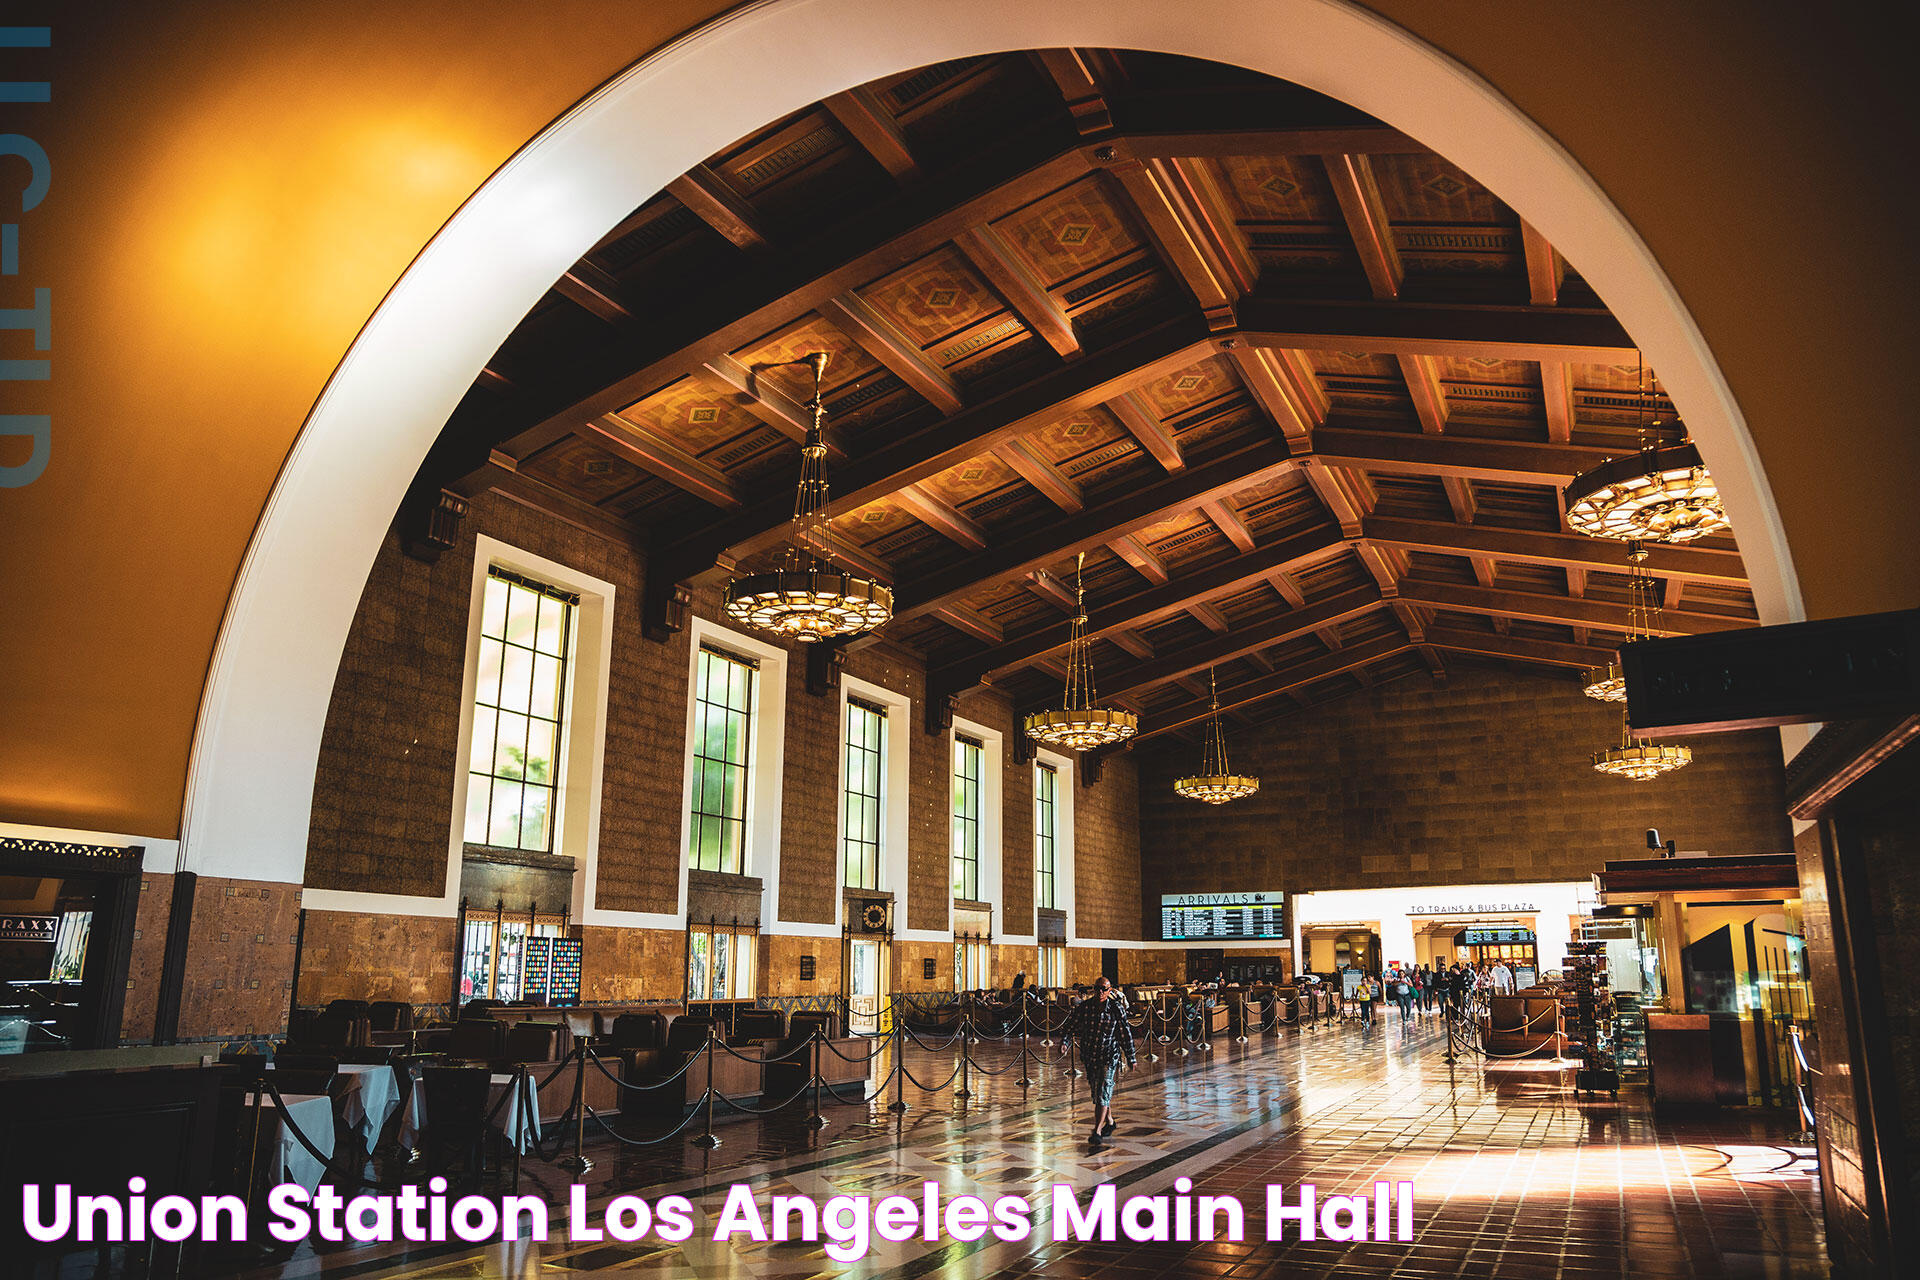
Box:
[1173,668,1260,804]
[1592,717,1693,781]
[1581,539,1658,703]
[724,352,892,643]
[1024,552,1138,751]
[1564,361,1730,545]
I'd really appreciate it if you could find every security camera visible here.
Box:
[1646,828,1662,851]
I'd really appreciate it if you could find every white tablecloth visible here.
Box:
[249,1093,335,1193]
[335,1063,403,1146]
[265,1062,400,1148]
[399,1072,540,1154]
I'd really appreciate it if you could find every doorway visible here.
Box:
[847,938,889,1036]
[0,838,143,1051]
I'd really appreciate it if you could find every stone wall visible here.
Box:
[1134,663,1792,932]
[292,496,1143,1018]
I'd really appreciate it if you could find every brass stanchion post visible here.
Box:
[692,1028,722,1149]
[557,1043,593,1173]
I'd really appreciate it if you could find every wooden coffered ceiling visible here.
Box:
[413,49,1754,745]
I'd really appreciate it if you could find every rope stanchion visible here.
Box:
[954,1013,974,1101]
[691,1030,721,1150]
[558,1044,592,1174]
[887,1005,910,1114]
[1016,1009,1033,1088]
[806,1028,826,1130]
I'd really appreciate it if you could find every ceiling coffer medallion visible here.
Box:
[724,352,892,643]
[1024,553,1138,752]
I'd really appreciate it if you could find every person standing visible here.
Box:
[1355,972,1375,1026]
[1065,975,1137,1147]
[1490,959,1514,995]
[1396,970,1415,1021]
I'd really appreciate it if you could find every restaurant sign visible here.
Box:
[0,914,59,943]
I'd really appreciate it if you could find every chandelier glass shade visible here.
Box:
[1173,669,1260,804]
[1592,735,1694,781]
[1564,443,1730,544]
[1024,554,1138,751]
[1581,659,1626,704]
[723,352,892,643]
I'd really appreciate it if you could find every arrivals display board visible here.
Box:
[1160,891,1285,941]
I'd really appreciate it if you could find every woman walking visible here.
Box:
[1065,975,1137,1147]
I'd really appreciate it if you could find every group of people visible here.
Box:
[1346,959,1521,1025]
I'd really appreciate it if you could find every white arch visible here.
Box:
[181,0,1800,885]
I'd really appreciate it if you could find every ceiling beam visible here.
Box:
[699,352,847,458]
[1299,460,1372,537]
[1362,516,1747,585]
[1110,156,1254,331]
[1397,578,1751,635]
[1235,294,1635,364]
[933,601,1002,645]
[1187,602,1231,633]
[1227,344,1317,446]
[666,165,772,252]
[554,262,635,324]
[994,438,1084,511]
[1520,219,1564,308]
[1199,499,1256,552]
[1540,359,1574,444]
[1123,632,1412,743]
[486,140,1095,467]
[893,483,987,550]
[824,87,919,182]
[1428,624,1614,671]
[1324,154,1402,300]
[1033,47,1115,136]
[937,526,1347,690]
[817,292,965,415]
[1107,628,1155,660]
[1107,389,1185,472]
[1119,124,1427,159]
[451,452,640,547]
[1441,475,1477,524]
[895,437,1301,623]
[659,317,1214,576]
[584,413,741,509]
[1265,567,1346,649]
[1109,533,1169,584]
[1399,353,1450,434]
[1103,585,1384,701]
[1311,426,1614,487]
[953,225,1080,359]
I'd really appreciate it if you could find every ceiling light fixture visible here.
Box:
[723,352,892,643]
[1564,358,1729,545]
[1173,667,1260,804]
[1024,552,1138,751]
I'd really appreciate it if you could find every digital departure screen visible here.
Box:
[1160,891,1286,941]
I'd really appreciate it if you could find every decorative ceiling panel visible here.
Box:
[617,376,776,459]
[859,246,1008,349]
[736,315,884,403]
[1138,355,1239,422]
[994,174,1144,290]
[517,434,650,503]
